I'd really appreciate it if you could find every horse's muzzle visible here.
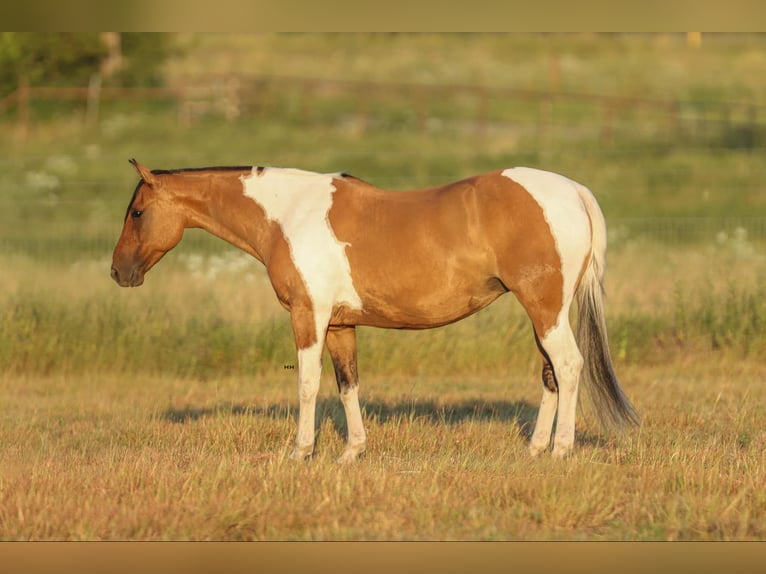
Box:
[110,265,144,287]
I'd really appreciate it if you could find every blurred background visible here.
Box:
[2,32,766,259]
[1,33,764,378]
[4,33,766,543]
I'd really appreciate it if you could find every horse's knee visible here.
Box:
[298,378,320,402]
[339,382,359,403]
[557,351,584,389]
[538,323,583,389]
[297,340,324,402]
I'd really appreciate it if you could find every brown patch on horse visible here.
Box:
[327,171,563,336]
[326,326,359,392]
[485,174,564,338]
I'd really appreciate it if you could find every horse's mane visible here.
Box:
[150,165,254,175]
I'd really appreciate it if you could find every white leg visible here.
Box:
[290,339,324,460]
[529,386,558,456]
[542,321,584,458]
[338,384,366,463]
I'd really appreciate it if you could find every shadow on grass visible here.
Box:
[160,397,538,434]
[159,398,609,448]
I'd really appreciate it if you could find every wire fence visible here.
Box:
[1,74,765,263]
[3,73,766,149]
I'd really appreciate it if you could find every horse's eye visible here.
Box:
[131,209,144,219]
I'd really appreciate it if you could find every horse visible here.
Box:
[111,159,638,462]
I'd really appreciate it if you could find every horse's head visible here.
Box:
[110,159,186,287]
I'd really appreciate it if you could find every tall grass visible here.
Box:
[1,237,764,379]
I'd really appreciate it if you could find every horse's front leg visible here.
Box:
[289,306,328,461]
[326,326,366,463]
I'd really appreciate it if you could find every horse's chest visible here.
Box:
[241,169,362,311]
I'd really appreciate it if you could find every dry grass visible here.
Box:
[1,360,764,540]
[1,240,765,540]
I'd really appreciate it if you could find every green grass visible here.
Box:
[1,112,766,268]
[2,239,765,380]
[3,34,766,265]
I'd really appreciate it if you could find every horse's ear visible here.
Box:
[129,158,159,187]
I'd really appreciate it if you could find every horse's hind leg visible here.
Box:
[537,318,584,458]
[529,379,558,456]
[326,326,367,463]
[514,282,584,457]
[529,340,559,456]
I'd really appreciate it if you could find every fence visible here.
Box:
[2,74,766,262]
[3,74,766,148]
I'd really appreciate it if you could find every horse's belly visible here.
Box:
[332,277,506,329]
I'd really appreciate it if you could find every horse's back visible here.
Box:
[325,168,591,329]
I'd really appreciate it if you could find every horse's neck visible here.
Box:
[184,173,271,264]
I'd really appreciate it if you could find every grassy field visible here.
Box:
[0,238,764,540]
[1,34,766,540]
[1,361,764,540]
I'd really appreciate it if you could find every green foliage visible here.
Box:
[0,33,106,95]
[0,33,174,97]
[109,33,175,87]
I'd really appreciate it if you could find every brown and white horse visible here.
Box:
[111,160,637,461]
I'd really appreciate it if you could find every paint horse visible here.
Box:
[111,160,638,462]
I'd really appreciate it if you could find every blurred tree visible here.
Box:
[109,33,175,87]
[0,33,174,96]
[0,33,106,95]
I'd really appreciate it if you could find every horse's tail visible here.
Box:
[574,185,639,431]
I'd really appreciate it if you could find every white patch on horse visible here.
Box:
[502,167,591,333]
[240,168,363,317]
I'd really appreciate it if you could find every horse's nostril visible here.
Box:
[110,266,120,283]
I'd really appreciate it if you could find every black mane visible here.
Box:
[149,165,254,176]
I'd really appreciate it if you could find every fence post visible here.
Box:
[16,76,29,140]
[476,88,488,138]
[538,96,553,147]
[748,104,758,149]
[86,74,102,128]
[667,100,679,139]
[601,99,615,146]
[300,79,312,125]
[355,86,369,136]
[415,86,427,133]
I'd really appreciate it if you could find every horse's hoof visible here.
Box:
[289,446,313,461]
[336,444,366,464]
[551,445,573,459]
